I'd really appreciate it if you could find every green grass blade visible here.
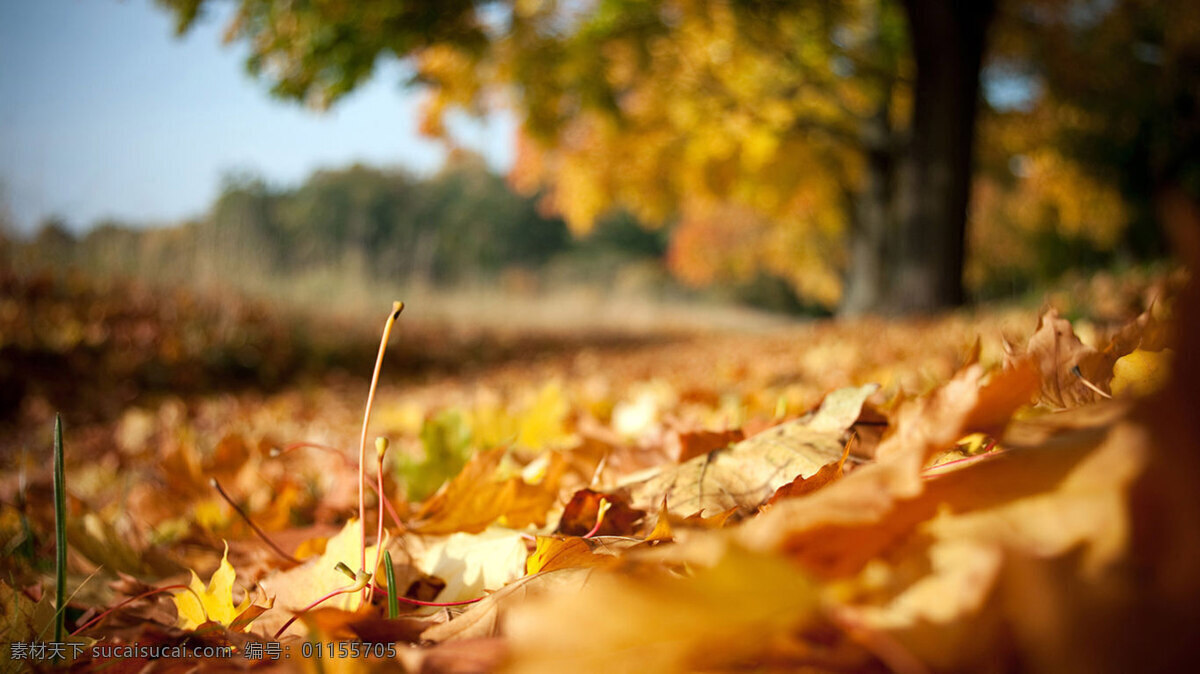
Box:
[383,551,398,619]
[53,413,67,645]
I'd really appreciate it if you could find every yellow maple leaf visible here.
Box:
[412,449,566,534]
[173,542,265,631]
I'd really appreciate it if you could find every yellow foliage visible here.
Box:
[516,381,574,450]
[468,381,574,451]
[173,543,257,631]
[500,0,879,307]
[506,544,819,673]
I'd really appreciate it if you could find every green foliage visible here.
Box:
[383,550,399,618]
[399,411,474,502]
[201,155,575,285]
[987,0,1200,256]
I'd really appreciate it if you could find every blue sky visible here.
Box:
[0,0,514,234]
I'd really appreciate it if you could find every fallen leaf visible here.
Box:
[525,536,618,575]
[674,428,745,463]
[737,360,1041,562]
[680,506,743,529]
[173,542,269,632]
[624,384,878,517]
[643,500,674,543]
[515,381,575,450]
[1019,309,1111,408]
[839,419,1149,670]
[399,637,508,674]
[66,512,182,578]
[413,527,529,603]
[258,518,386,635]
[556,488,644,537]
[1110,348,1173,397]
[766,439,851,504]
[504,544,821,673]
[412,449,565,534]
[400,410,473,502]
[422,567,600,643]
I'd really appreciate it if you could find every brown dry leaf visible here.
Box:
[504,543,822,674]
[297,608,404,674]
[737,360,1040,561]
[349,613,439,645]
[624,384,878,517]
[556,488,644,536]
[1,580,43,648]
[398,637,508,674]
[808,414,1131,586]
[679,505,743,529]
[412,449,565,535]
[1021,308,1128,408]
[501,453,569,529]
[300,604,437,646]
[1107,297,1173,355]
[766,439,851,505]
[301,606,370,641]
[838,418,1149,671]
[873,360,1039,490]
[207,432,252,481]
[675,428,745,463]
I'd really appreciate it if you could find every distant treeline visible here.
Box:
[2,152,697,306]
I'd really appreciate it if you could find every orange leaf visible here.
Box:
[1021,309,1118,408]
[413,449,565,535]
[644,499,674,543]
[557,489,645,537]
[676,428,745,463]
[525,536,617,575]
[766,437,852,505]
[681,506,742,529]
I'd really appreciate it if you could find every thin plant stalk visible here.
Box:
[210,478,299,564]
[53,414,67,645]
[367,438,388,605]
[357,302,403,599]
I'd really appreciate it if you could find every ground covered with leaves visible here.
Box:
[2,269,1198,673]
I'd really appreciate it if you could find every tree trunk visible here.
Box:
[841,119,894,317]
[887,0,995,314]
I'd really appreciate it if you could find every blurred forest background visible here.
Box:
[1,0,1194,319]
